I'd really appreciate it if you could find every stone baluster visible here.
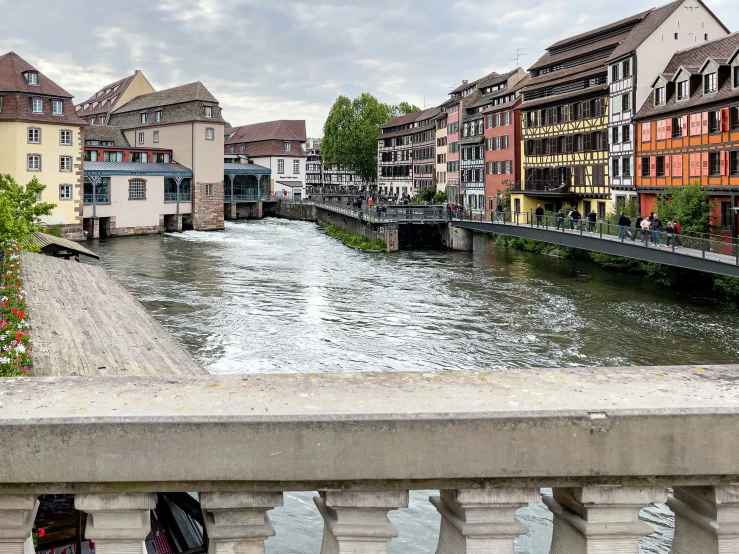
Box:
[430,488,540,554]
[75,493,157,554]
[543,486,667,554]
[314,490,408,554]
[199,492,283,554]
[0,495,39,554]
[668,486,739,553]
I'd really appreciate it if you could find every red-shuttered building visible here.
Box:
[634,33,739,237]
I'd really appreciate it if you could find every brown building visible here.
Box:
[412,108,440,191]
[633,33,739,236]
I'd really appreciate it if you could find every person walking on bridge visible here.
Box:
[618,211,631,240]
[496,203,504,222]
[672,220,683,247]
[556,208,565,230]
[535,204,544,227]
[587,209,597,233]
[570,207,581,230]
[650,213,662,247]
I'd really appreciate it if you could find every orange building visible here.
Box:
[633,33,739,237]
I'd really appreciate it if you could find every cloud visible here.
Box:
[1,0,737,136]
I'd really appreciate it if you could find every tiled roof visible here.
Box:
[607,1,681,61]
[229,140,307,158]
[414,107,441,122]
[529,31,631,72]
[478,68,518,89]
[76,72,138,117]
[546,8,652,52]
[112,82,219,113]
[482,78,529,113]
[0,51,73,97]
[225,120,307,144]
[519,83,609,110]
[224,162,271,174]
[634,33,739,120]
[523,59,607,91]
[83,125,130,147]
[377,127,415,140]
[84,161,193,175]
[381,111,421,129]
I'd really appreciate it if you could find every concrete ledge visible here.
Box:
[1,366,738,492]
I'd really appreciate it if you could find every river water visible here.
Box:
[84,218,739,554]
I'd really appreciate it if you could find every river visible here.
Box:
[84,218,739,553]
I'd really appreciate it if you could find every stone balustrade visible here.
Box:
[1,366,739,553]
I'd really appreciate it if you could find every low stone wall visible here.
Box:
[265,201,317,221]
[314,207,397,251]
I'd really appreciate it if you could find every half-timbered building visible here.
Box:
[435,112,448,194]
[633,33,739,238]
[412,108,441,192]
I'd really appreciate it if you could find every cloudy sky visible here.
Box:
[2,0,737,136]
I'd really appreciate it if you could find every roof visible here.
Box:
[414,107,441,122]
[75,72,141,117]
[0,52,73,97]
[519,83,609,110]
[607,1,680,61]
[524,59,607,91]
[481,77,529,113]
[381,111,421,130]
[449,71,498,95]
[276,180,304,188]
[33,232,99,260]
[546,7,652,52]
[83,125,130,147]
[224,162,271,175]
[225,120,307,144]
[634,33,739,120]
[529,30,632,72]
[83,161,193,176]
[112,82,219,113]
[226,141,307,157]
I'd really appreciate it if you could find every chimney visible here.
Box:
[134,69,141,74]
[462,80,468,85]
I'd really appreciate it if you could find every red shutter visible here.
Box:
[656,120,663,141]
[721,108,730,132]
[672,155,682,176]
[690,114,699,136]
[650,156,657,176]
[637,157,642,177]
[701,152,709,176]
[665,154,671,177]
[682,116,688,137]
[645,122,651,142]
[701,112,709,135]
[721,151,728,176]
[665,118,672,139]
[689,153,697,176]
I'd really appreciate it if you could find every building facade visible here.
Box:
[412,108,440,192]
[225,120,307,199]
[377,113,418,196]
[0,52,86,238]
[75,70,155,126]
[633,33,739,238]
[108,81,226,231]
[435,112,448,194]
[306,138,323,188]
[443,101,461,203]
[608,0,729,207]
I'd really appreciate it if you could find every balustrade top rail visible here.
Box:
[1,365,738,492]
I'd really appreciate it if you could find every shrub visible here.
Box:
[0,241,32,376]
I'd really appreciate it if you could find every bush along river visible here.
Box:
[84,218,739,554]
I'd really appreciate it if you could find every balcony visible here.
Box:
[520,180,571,194]
[164,192,192,203]
[83,194,110,205]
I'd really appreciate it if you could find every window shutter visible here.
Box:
[665,118,672,138]
[672,155,682,176]
[650,156,657,176]
[721,108,730,132]
[566,136,573,153]
[721,151,728,176]
[701,112,709,135]
[682,116,688,137]
[701,152,709,176]
[665,155,671,177]
[637,157,642,176]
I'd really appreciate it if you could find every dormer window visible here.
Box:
[100,115,106,125]
[155,110,162,122]
[52,100,63,115]
[734,67,739,89]
[284,141,291,152]
[677,80,689,100]
[26,72,38,85]
[32,99,43,113]
[89,117,95,124]
[704,72,717,94]
[204,106,213,118]
[140,112,147,124]
[655,87,666,106]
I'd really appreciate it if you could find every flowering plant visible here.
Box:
[0,241,32,376]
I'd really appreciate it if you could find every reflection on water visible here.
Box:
[85,218,738,553]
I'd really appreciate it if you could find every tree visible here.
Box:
[0,175,56,251]
[322,93,420,183]
[656,181,716,235]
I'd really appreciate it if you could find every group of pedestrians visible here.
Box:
[630,212,682,247]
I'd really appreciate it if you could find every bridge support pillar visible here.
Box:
[450,226,473,251]
[314,490,408,554]
[0,495,39,554]
[385,225,398,252]
[75,493,157,554]
[543,486,666,554]
[431,488,539,554]
[200,492,284,554]
[225,202,236,221]
[668,486,739,553]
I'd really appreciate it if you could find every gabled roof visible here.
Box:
[607,0,684,61]
[83,125,130,147]
[225,120,307,144]
[478,68,519,89]
[414,107,441,123]
[662,32,739,74]
[699,57,728,72]
[0,51,73,97]
[75,71,152,117]
[112,82,218,113]
[546,7,652,52]
[382,111,421,129]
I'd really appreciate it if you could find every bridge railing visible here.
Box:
[225,195,281,203]
[1,368,738,554]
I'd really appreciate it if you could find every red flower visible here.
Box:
[38,528,45,538]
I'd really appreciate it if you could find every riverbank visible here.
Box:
[486,232,739,300]
[323,223,387,252]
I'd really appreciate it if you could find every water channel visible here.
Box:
[85,218,739,554]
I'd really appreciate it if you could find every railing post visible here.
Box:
[703,236,708,259]
[75,493,157,554]
[314,490,408,554]
[599,222,602,239]
[668,486,739,554]
[544,486,667,554]
[0,495,39,554]
[430,488,539,554]
[200,492,284,554]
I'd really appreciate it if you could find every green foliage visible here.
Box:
[0,174,56,252]
[0,241,33,377]
[321,94,420,183]
[44,224,64,238]
[416,188,435,203]
[324,223,387,252]
[656,181,716,234]
[608,197,638,222]
[433,192,447,204]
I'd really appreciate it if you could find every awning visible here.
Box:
[276,181,304,188]
[224,163,271,175]
[32,232,99,260]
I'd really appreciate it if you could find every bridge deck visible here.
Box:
[21,252,205,377]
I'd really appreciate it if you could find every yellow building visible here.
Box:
[0,52,86,238]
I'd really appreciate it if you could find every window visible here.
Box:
[705,33,708,41]
[611,65,620,82]
[611,127,620,144]
[708,110,721,133]
[205,127,214,140]
[622,125,631,142]
[60,130,72,145]
[278,159,284,173]
[293,159,299,174]
[732,107,739,131]
[89,117,95,125]
[129,179,146,199]
[674,32,679,40]
[656,156,665,177]
[240,144,245,153]
[655,87,666,106]
[672,117,682,138]
[486,115,492,129]
[130,152,148,163]
[574,134,584,152]
[59,184,72,200]
[731,151,739,175]
[155,111,162,122]
[153,153,170,163]
[721,201,733,228]
[27,155,40,171]
[285,141,291,152]
[32,99,43,113]
[52,100,63,115]
[204,106,213,118]
[495,113,501,127]
[85,150,98,162]
[704,72,718,93]
[59,156,72,172]
[138,132,144,144]
[612,158,620,177]
[504,111,510,125]
[622,157,631,177]
[735,67,739,89]
[709,152,721,175]
[572,103,582,120]
[153,131,159,143]
[622,93,631,111]
[623,60,631,78]
[26,72,38,85]
[677,80,689,101]
[206,184,213,196]
[641,157,650,177]
[140,113,147,124]
[103,151,124,162]
[28,128,40,144]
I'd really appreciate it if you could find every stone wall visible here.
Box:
[193,181,225,231]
